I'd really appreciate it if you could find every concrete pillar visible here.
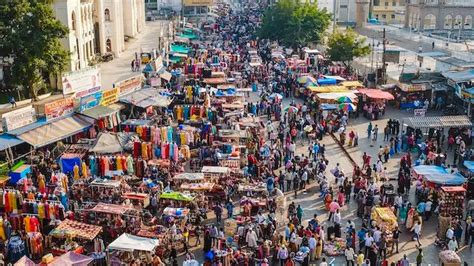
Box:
[355,0,370,28]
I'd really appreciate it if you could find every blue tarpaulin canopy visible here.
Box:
[425,173,465,186]
[0,135,24,151]
[320,103,338,110]
[463,161,474,172]
[412,165,447,176]
[317,78,337,85]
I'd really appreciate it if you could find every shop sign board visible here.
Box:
[414,108,426,117]
[115,75,143,97]
[44,98,75,121]
[101,88,119,106]
[384,50,400,64]
[2,105,37,132]
[61,66,101,96]
[183,0,213,6]
[79,91,103,112]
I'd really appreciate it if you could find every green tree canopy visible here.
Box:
[258,0,331,49]
[0,0,69,99]
[326,29,371,71]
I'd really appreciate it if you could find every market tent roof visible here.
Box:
[317,78,337,85]
[108,233,160,252]
[17,115,93,148]
[90,132,123,153]
[323,75,346,81]
[320,103,338,110]
[463,161,474,172]
[174,172,205,181]
[357,89,395,100]
[80,103,124,120]
[50,251,93,266]
[202,166,231,173]
[425,173,466,186]
[341,81,363,87]
[90,178,122,188]
[203,77,227,85]
[307,86,349,93]
[442,68,474,83]
[170,44,190,54]
[0,134,25,151]
[160,191,195,201]
[14,256,36,266]
[404,115,472,129]
[121,119,153,126]
[412,165,447,176]
[90,203,135,214]
[120,88,172,108]
[50,219,102,241]
[316,92,358,100]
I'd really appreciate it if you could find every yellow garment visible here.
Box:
[27,192,34,200]
[24,216,31,232]
[136,126,143,137]
[38,204,45,219]
[176,106,183,120]
[38,176,46,192]
[9,192,16,211]
[73,164,80,180]
[116,156,123,171]
[0,218,5,240]
[141,142,148,160]
[180,133,186,145]
[62,176,68,193]
[81,162,88,178]
[161,127,167,143]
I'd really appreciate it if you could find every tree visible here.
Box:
[258,0,330,49]
[326,29,371,72]
[0,0,69,100]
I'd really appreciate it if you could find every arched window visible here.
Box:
[105,9,111,21]
[423,14,436,30]
[465,15,472,29]
[444,15,453,29]
[71,11,76,30]
[106,39,112,52]
[454,15,463,29]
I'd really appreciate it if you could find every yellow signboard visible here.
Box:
[101,88,119,106]
[183,0,213,6]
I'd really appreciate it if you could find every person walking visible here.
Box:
[367,122,373,139]
[344,246,355,266]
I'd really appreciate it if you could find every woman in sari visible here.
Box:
[324,192,333,211]
[315,236,323,260]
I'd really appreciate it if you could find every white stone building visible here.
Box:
[53,0,146,71]
[53,0,96,71]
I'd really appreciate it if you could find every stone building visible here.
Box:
[405,0,474,31]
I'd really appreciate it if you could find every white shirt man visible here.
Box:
[344,247,355,262]
[373,229,382,243]
[425,200,433,212]
[364,235,374,248]
[448,238,458,251]
[333,211,341,225]
[446,227,454,240]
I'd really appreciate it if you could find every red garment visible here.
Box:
[133,142,141,158]
[30,217,40,232]
[124,125,130,133]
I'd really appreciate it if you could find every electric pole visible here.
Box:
[381,27,387,84]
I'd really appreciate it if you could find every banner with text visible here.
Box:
[183,0,213,6]
[62,66,101,96]
[115,75,143,97]
[101,88,119,106]
[2,106,37,132]
[79,91,103,112]
[44,98,75,121]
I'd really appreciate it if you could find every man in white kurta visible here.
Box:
[246,228,258,248]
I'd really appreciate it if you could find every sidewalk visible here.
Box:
[99,20,169,89]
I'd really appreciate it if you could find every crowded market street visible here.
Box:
[0,0,473,265]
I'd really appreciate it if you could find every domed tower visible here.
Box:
[355,0,370,28]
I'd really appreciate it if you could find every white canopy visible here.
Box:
[316,92,358,100]
[108,233,159,252]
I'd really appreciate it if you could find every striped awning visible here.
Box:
[18,115,93,148]
[405,115,472,129]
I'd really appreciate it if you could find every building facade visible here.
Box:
[53,0,96,71]
[405,0,474,31]
[372,0,406,24]
[53,0,145,71]
[317,0,357,25]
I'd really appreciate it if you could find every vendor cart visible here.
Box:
[438,250,461,266]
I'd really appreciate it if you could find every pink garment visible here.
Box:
[173,143,179,162]
[329,202,340,213]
